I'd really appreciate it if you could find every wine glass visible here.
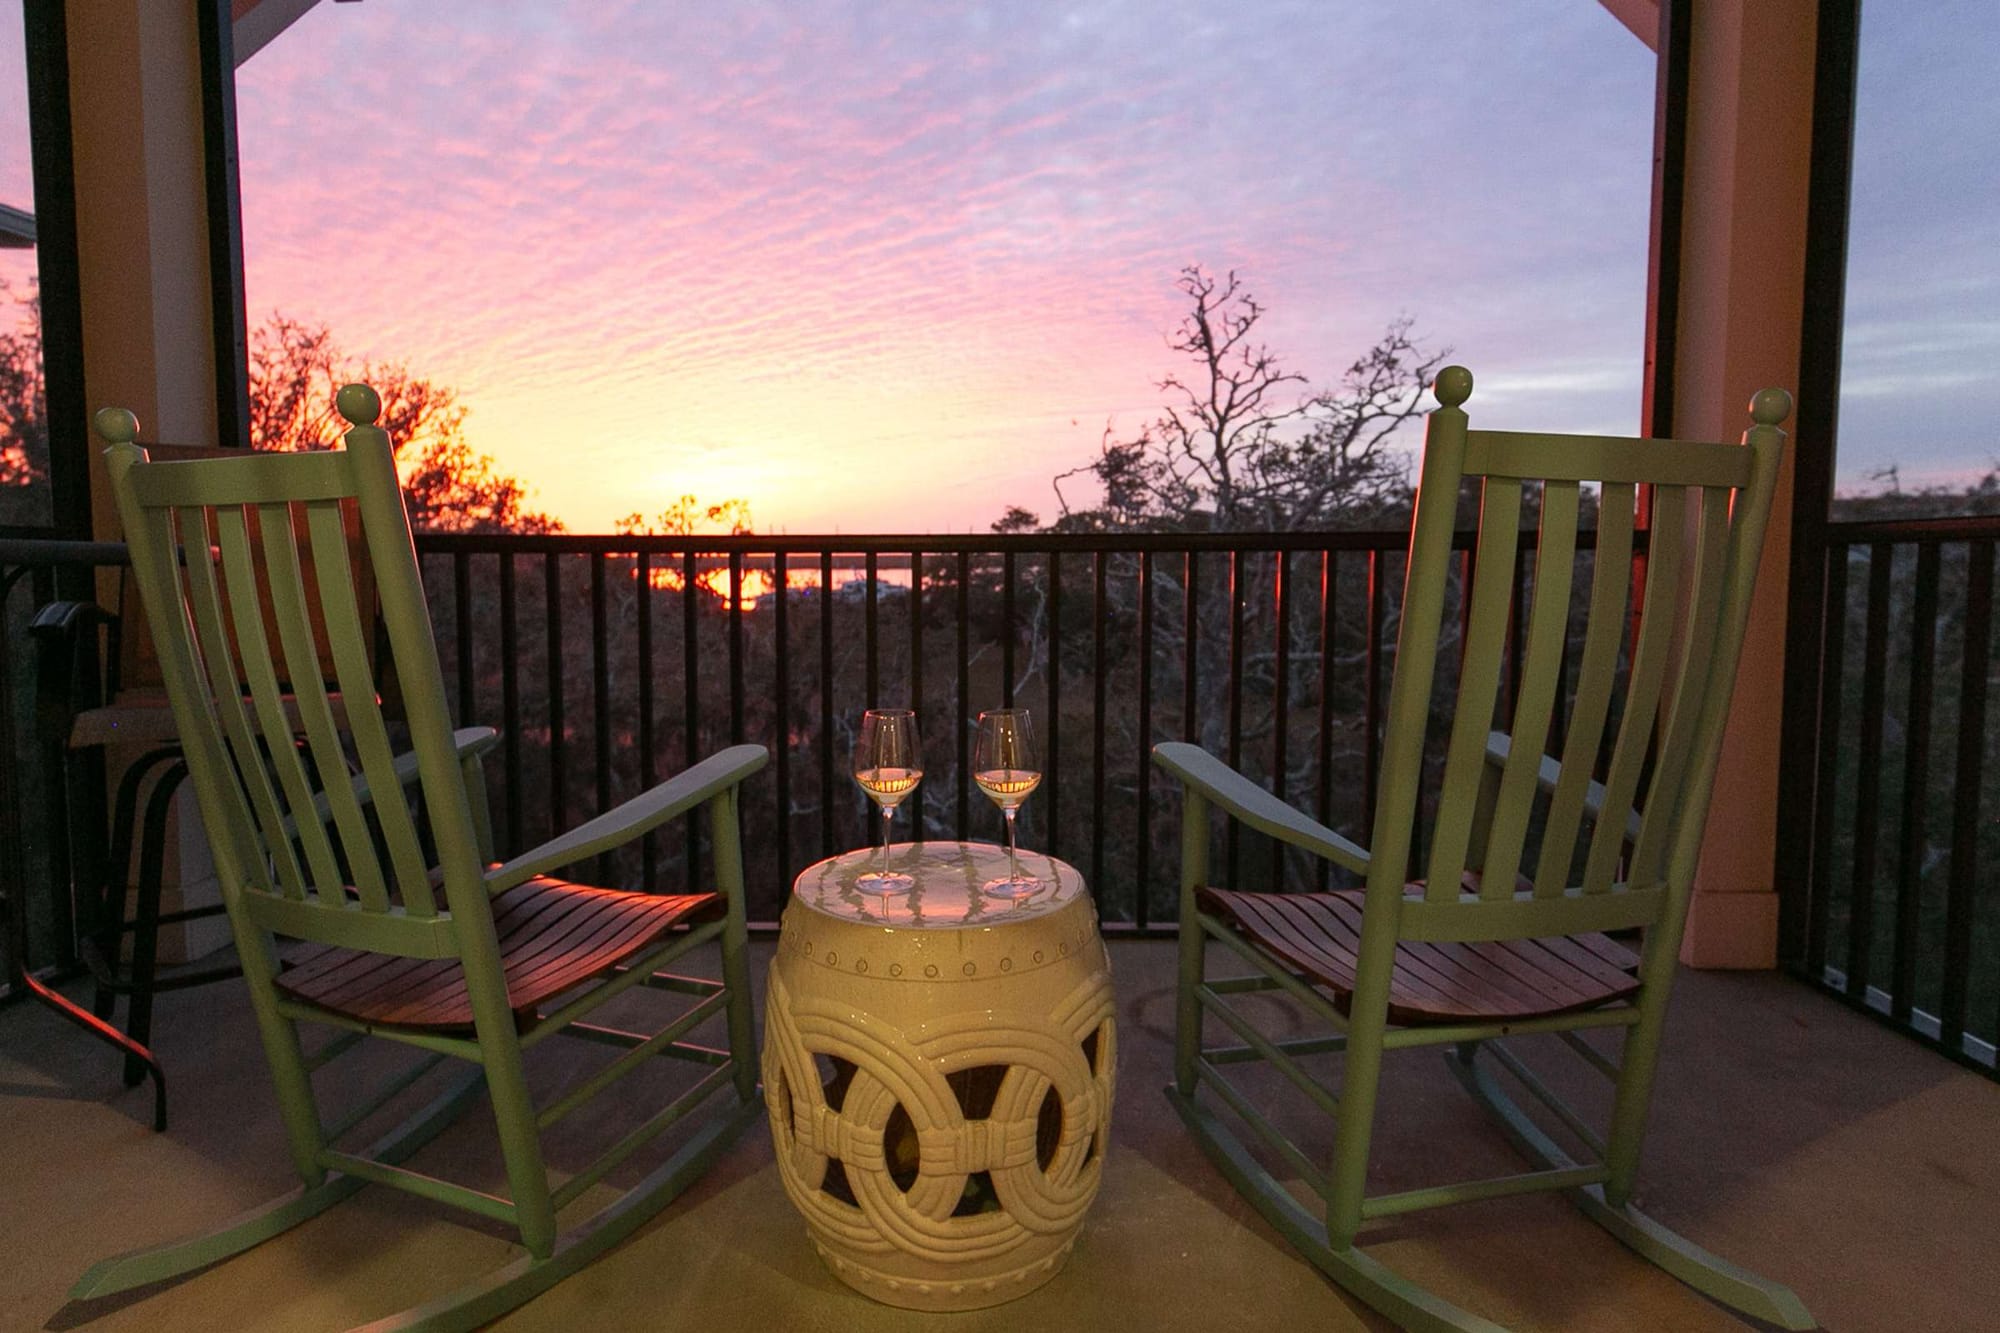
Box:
[973,708,1042,897]
[853,709,922,894]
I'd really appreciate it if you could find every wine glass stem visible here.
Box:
[1004,807,1020,880]
[880,804,895,878]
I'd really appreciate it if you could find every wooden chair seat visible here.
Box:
[276,877,722,1031]
[1199,886,1639,1025]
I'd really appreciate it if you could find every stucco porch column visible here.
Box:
[1671,0,1819,967]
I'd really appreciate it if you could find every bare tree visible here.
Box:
[1049,264,1445,533]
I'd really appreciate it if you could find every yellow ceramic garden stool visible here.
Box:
[763,840,1115,1311]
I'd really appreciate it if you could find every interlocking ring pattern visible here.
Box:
[762,964,1116,1303]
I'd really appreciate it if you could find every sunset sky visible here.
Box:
[233,1,1658,534]
[7,4,1993,530]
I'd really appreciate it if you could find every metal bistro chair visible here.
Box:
[1156,367,1813,1331]
[70,386,768,1331]
[28,442,380,1128]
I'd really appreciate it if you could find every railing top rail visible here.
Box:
[0,537,130,567]
[1823,513,2000,544]
[409,526,1629,557]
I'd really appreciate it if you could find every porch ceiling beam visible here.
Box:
[0,201,33,248]
[1599,0,1662,50]
[231,0,325,67]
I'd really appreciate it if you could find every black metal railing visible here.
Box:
[2,526,1646,969]
[0,538,128,998]
[1790,514,2000,1075]
[412,526,1637,928]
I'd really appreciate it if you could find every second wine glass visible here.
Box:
[853,709,922,894]
[974,708,1042,898]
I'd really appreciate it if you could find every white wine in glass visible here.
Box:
[974,707,1041,898]
[854,709,922,894]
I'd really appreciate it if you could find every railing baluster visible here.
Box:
[1317,549,1336,891]
[637,551,657,893]
[909,549,924,842]
[956,551,970,839]
[545,551,567,840]
[1941,538,1991,1050]
[1363,549,1385,837]
[1273,549,1291,891]
[774,551,791,882]
[729,551,745,746]
[1002,549,1017,705]
[1183,550,1199,745]
[499,552,521,856]
[453,551,473,722]
[1047,551,1062,860]
[820,550,835,859]
[1137,550,1155,927]
[1845,543,1894,998]
[864,550,879,709]
[1092,549,1108,901]
[591,552,611,883]
[1890,541,1940,1022]
[1803,541,1848,981]
[682,547,701,889]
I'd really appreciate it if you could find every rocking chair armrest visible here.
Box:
[486,743,769,892]
[1152,741,1371,879]
[1483,731,1642,841]
[283,726,501,838]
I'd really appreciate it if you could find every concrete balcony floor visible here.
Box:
[3,937,1997,1332]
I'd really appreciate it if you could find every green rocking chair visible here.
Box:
[1156,367,1813,1331]
[71,386,768,1331]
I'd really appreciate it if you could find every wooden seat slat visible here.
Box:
[276,876,720,1030]
[1200,887,1639,1025]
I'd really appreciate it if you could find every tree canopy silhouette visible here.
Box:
[0,290,560,532]
[248,314,561,533]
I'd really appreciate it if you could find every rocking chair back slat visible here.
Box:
[1627,484,1734,886]
[1577,484,1689,897]
[255,500,391,913]
[1480,479,1581,899]
[1422,477,1522,903]
[173,502,311,900]
[108,414,468,945]
[1530,481,1636,892]
[301,498,439,917]
[1372,378,1787,941]
[211,502,350,907]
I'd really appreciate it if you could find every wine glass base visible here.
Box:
[855,871,915,896]
[981,874,1040,899]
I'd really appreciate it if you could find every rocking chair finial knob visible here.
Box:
[1749,386,1793,427]
[94,406,139,445]
[336,382,382,427]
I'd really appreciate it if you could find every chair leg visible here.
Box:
[120,765,180,1086]
[1447,1042,1815,1330]
[1173,791,1210,1098]
[470,1006,558,1259]
[69,1065,486,1302]
[1325,1006,1389,1251]
[708,787,760,1105]
[90,754,152,1024]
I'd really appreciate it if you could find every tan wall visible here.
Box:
[66,0,219,542]
[1674,0,1819,966]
